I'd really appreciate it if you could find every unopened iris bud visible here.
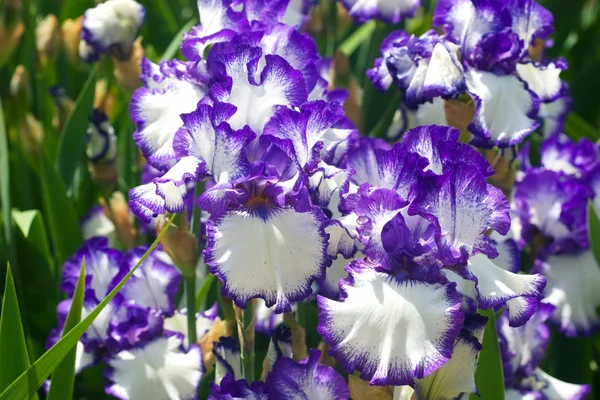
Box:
[61,17,83,65]
[100,191,137,249]
[10,65,31,111]
[156,212,198,277]
[87,109,118,187]
[19,114,43,155]
[0,17,24,66]
[80,0,145,63]
[113,38,143,92]
[49,86,75,133]
[36,14,61,65]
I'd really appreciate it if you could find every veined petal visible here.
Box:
[319,252,362,300]
[522,368,590,400]
[412,315,486,400]
[468,253,545,325]
[62,237,123,302]
[409,164,510,263]
[317,260,464,386]
[347,137,391,186]
[130,71,206,170]
[106,336,202,400]
[209,374,268,399]
[505,0,554,46]
[264,101,345,169]
[533,250,600,336]
[539,93,571,137]
[516,60,566,103]
[204,206,330,313]
[340,0,419,23]
[265,349,350,399]
[466,70,539,148]
[504,389,544,400]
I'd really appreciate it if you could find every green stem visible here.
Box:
[326,0,338,58]
[239,302,255,381]
[185,274,197,345]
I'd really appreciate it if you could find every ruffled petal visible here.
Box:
[204,206,330,312]
[412,315,486,400]
[209,374,268,399]
[106,336,202,400]
[164,303,219,348]
[266,349,350,399]
[505,0,554,46]
[498,303,554,380]
[129,156,200,222]
[317,260,464,386]
[516,60,566,103]
[81,206,118,247]
[62,237,123,302]
[118,247,181,315]
[340,0,419,23]
[131,68,207,170]
[466,70,539,148]
[522,368,590,400]
[533,250,600,336]
[468,254,545,325]
[263,101,345,170]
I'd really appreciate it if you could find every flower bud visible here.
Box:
[10,65,31,111]
[198,317,235,372]
[61,17,83,65]
[484,149,517,195]
[156,212,198,277]
[80,0,145,63]
[0,19,24,66]
[94,80,118,118]
[19,113,43,155]
[49,86,75,133]
[113,38,143,92]
[101,191,137,249]
[36,14,61,65]
[87,109,118,187]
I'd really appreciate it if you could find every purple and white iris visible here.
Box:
[79,0,145,62]
[317,125,545,386]
[514,133,600,336]
[128,0,357,314]
[47,237,212,399]
[499,304,590,399]
[340,0,420,24]
[369,0,570,148]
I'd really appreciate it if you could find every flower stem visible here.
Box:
[185,274,197,345]
[296,301,306,329]
[236,302,256,381]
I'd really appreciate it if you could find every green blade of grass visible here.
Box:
[55,65,97,191]
[0,215,175,400]
[40,150,82,269]
[469,308,505,400]
[0,96,14,274]
[0,265,38,400]
[47,260,86,400]
[161,18,199,61]
[196,273,215,310]
[338,21,377,57]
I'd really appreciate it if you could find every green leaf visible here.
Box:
[47,260,85,400]
[55,65,98,190]
[0,215,175,400]
[12,210,53,271]
[40,150,82,269]
[470,308,505,400]
[588,200,600,266]
[0,265,37,400]
[338,21,377,57]
[0,96,14,270]
[196,273,216,310]
[564,112,600,142]
[12,210,58,339]
[161,18,199,61]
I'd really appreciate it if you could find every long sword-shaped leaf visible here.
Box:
[0,215,174,400]
[0,96,14,274]
[469,308,505,400]
[588,200,600,266]
[40,150,82,269]
[55,65,97,190]
[0,265,38,400]
[47,260,86,400]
